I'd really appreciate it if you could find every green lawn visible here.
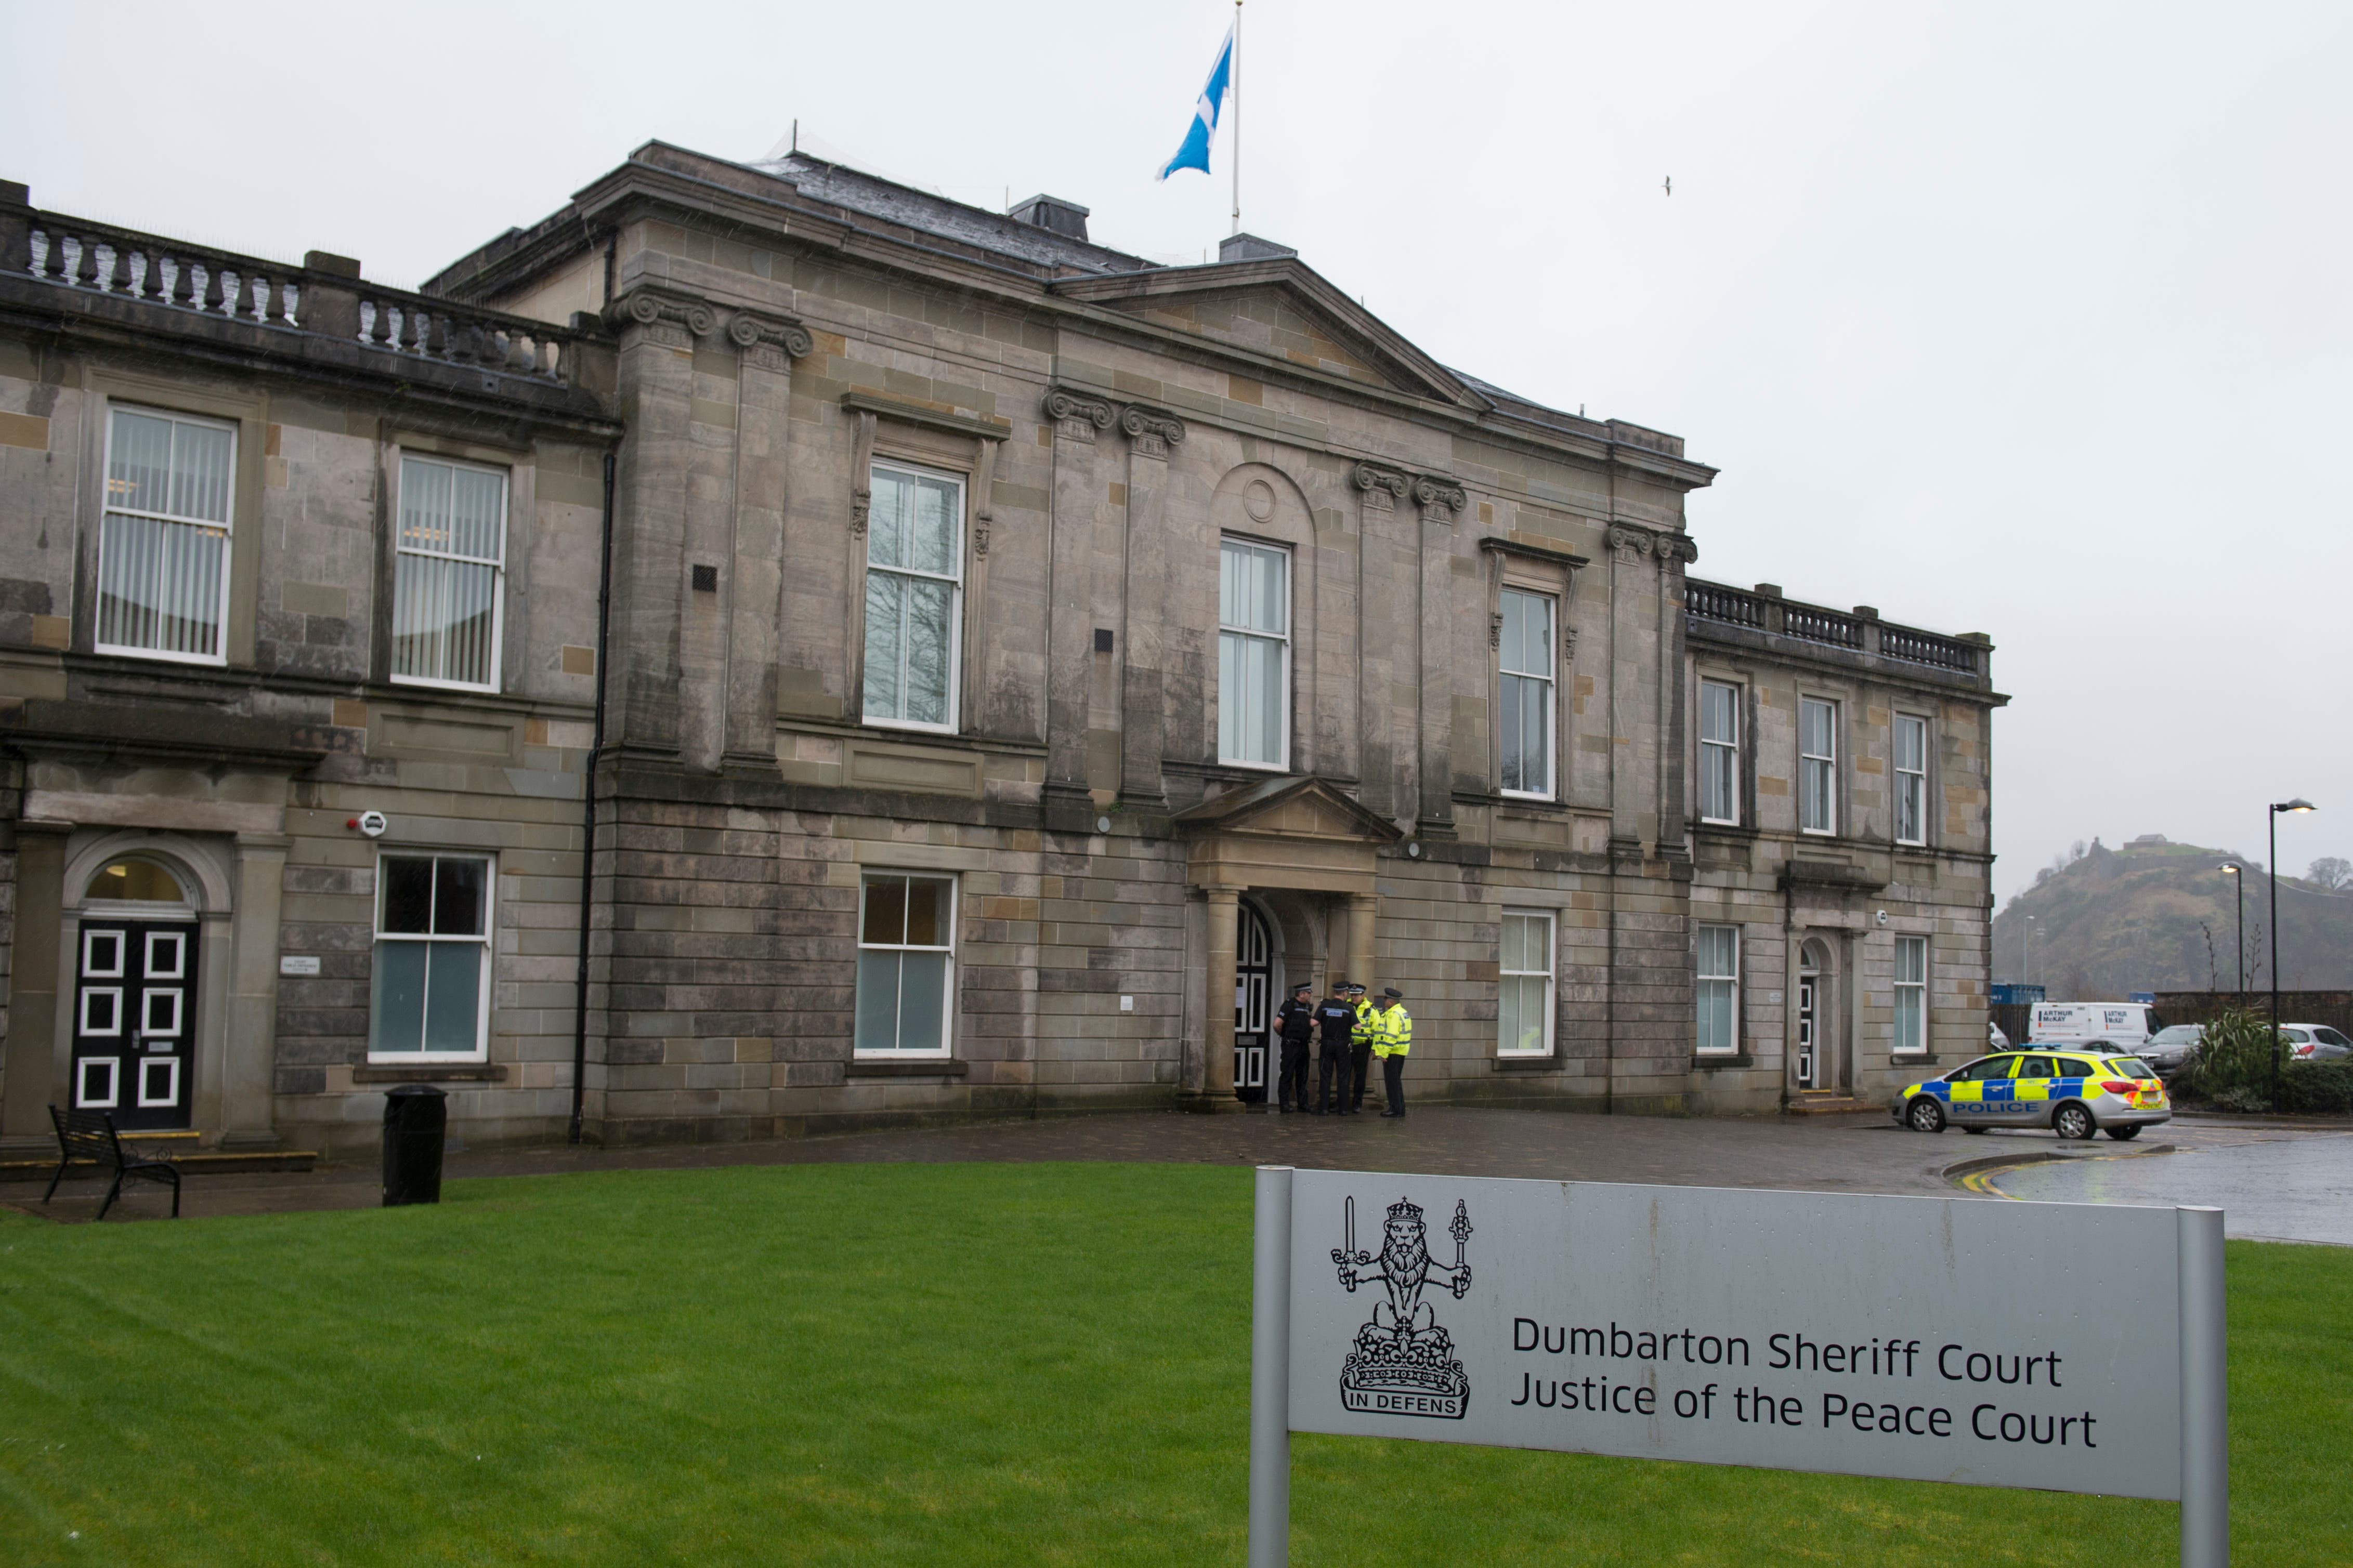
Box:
[0,1163,2345,1566]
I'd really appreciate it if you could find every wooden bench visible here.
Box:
[44,1105,181,1219]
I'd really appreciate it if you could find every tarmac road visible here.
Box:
[1979,1120,2353,1246]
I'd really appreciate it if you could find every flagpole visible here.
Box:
[1231,0,1242,236]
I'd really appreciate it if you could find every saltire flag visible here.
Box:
[1157,25,1234,181]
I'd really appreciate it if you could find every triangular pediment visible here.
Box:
[1174,775,1404,843]
[1052,259,1485,410]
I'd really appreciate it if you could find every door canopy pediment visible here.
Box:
[1174,775,1401,894]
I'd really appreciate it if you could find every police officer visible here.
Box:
[1374,987,1413,1117]
[1274,982,1315,1112]
[1315,978,1356,1114]
[1348,983,1377,1112]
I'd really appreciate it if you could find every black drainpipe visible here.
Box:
[568,449,617,1144]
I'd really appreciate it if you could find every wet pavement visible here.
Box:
[1983,1121,2353,1246]
[10,1104,2348,1241]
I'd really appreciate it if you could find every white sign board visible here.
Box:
[279,955,321,977]
[1246,1168,2227,1567]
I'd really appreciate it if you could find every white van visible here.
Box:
[2028,1002,2155,1051]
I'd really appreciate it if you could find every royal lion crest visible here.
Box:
[1331,1195,1474,1418]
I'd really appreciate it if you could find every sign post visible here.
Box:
[1247,1167,2227,1566]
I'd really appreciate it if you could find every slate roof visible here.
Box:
[747,153,1160,278]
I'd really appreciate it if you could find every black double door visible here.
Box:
[72,919,197,1130]
[1233,904,1272,1103]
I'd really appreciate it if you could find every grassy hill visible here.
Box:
[1991,836,2353,998]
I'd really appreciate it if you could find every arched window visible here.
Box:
[85,860,189,905]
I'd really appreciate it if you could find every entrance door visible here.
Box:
[74,920,197,1130]
[1795,967,1819,1090]
[1233,903,1272,1103]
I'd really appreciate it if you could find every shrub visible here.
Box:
[2280,1062,2353,1115]
[2178,1005,2278,1102]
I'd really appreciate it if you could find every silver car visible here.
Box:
[2280,1024,2353,1062]
[1895,1049,2172,1140]
[2142,1024,2205,1076]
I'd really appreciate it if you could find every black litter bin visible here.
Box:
[382,1084,448,1207]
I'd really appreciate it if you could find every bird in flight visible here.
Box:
[1664,176,1672,196]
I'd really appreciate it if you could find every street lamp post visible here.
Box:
[2268,799,2316,1111]
[2219,864,2243,995]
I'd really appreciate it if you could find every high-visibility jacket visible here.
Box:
[1351,999,1378,1046]
[1372,1003,1412,1057]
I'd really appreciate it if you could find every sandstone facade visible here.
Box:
[0,147,2001,1159]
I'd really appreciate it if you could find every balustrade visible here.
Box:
[20,217,580,385]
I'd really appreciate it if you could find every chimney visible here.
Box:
[1219,232,1297,263]
[1008,194,1090,241]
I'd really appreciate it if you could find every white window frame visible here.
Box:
[137,1056,181,1109]
[76,1056,121,1110]
[1699,679,1741,826]
[1799,696,1838,836]
[1217,536,1292,771]
[854,871,958,1059]
[391,452,509,693]
[79,987,123,1036]
[1498,589,1557,801]
[1697,923,1741,1056]
[1894,713,1929,847]
[368,850,494,1063]
[95,404,236,667]
[862,459,966,735]
[1497,908,1556,1057]
[1893,934,1929,1056]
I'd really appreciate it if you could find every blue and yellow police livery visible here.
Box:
[1894,1050,2169,1141]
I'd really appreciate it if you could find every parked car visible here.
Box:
[2278,1024,2353,1062]
[2028,1002,2156,1052]
[2142,1023,2206,1076]
[1894,1050,2170,1140]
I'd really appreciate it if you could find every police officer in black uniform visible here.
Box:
[1274,982,1316,1112]
[1315,977,1358,1114]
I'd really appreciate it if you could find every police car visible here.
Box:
[1894,1049,2169,1141]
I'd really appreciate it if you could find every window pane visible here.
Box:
[1702,745,1735,822]
[1897,935,1925,984]
[98,512,225,657]
[862,877,908,946]
[1701,682,1736,746]
[908,475,958,575]
[434,858,487,937]
[1801,700,1832,758]
[901,577,952,726]
[855,951,903,1049]
[171,420,233,524]
[1501,977,1548,1053]
[903,877,949,947]
[1501,591,1550,678]
[423,942,482,1052]
[1499,914,1525,974]
[1219,542,1244,628]
[1802,758,1833,833]
[1519,677,1548,794]
[897,952,948,1051]
[862,574,904,719]
[109,411,174,514]
[400,457,452,552]
[868,469,910,571]
[1894,989,1923,1054]
[1500,674,1525,792]
[381,857,435,934]
[1254,547,1286,636]
[449,467,505,562]
[370,941,428,1052]
[1249,636,1283,762]
[393,554,498,686]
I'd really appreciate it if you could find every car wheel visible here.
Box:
[1960,1125,1988,1135]
[1905,1097,1946,1134]
[2053,1102,2096,1141]
[2105,1125,2141,1141]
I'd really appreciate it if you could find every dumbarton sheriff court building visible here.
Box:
[0,144,2001,1160]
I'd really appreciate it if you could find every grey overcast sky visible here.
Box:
[6,1,2346,905]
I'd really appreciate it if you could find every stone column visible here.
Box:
[1606,525,1655,852]
[218,832,290,1150]
[1353,463,1410,822]
[722,310,813,772]
[1118,406,1184,807]
[1044,390,1114,832]
[0,819,68,1149]
[600,286,719,762]
[1655,535,1698,857]
[1201,885,1242,1101]
[1348,891,1380,997]
[1414,476,1468,837]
